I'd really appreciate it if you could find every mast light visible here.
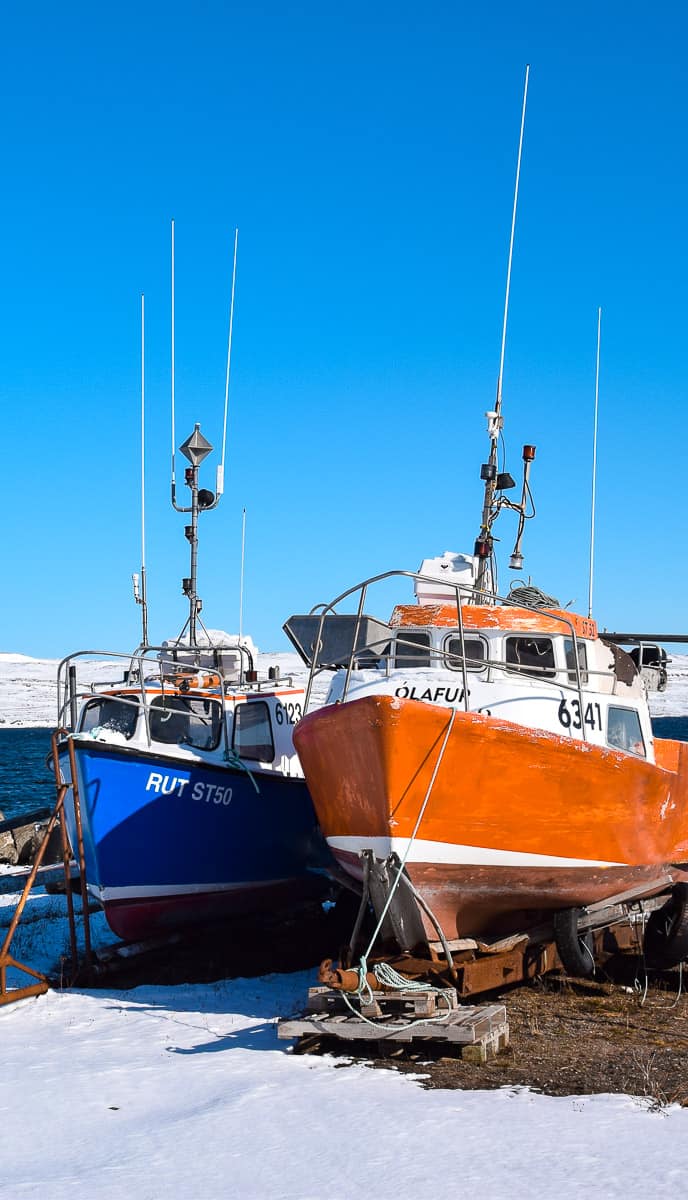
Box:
[180,424,213,467]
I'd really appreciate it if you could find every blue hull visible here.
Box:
[59,740,332,940]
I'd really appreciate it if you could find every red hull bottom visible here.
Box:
[99,876,327,943]
[333,848,688,938]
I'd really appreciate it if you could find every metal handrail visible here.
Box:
[56,643,289,740]
[56,640,259,720]
[299,568,622,741]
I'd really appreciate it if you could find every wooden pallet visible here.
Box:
[278,987,509,1060]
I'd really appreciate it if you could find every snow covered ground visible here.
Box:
[3,886,688,1200]
[1,650,688,1197]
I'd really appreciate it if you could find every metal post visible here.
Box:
[66,737,93,969]
[188,463,200,645]
[588,307,602,619]
[69,665,78,731]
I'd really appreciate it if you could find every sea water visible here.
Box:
[0,720,687,823]
[0,729,55,822]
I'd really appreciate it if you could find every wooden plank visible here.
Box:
[306,985,460,1018]
[279,1014,508,1045]
[278,1002,508,1049]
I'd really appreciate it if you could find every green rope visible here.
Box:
[345,709,458,1029]
[338,980,455,1032]
[223,746,261,793]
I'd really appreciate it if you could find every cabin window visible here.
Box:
[630,644,667,668]
[443,636,486,672]
[505,637,556,678]
[232,701,275,762]
[607,706,645,757]
[149,695,222,750]
[80,696,139,739]
[394,630,432,668]
[565,639,589,685]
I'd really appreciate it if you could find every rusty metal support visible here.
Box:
[0,797,64,1006]
[60,733,93,969]
[317,938,564,1002]
[318,958,381,992]
[0,730,93,1008]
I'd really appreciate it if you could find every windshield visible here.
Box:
[80,695,139,739]
[149,695,223,750]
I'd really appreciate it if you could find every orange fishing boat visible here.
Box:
[286,550,688,970]
[284,74,688,977]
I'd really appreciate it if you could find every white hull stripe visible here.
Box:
[92,879,297,903]
[327,835,626,870]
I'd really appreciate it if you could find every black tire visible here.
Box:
[644,884,688,969]
[553,907,596,978]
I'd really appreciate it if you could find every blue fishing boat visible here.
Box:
[52,229,332,939]
[56,632,330,941]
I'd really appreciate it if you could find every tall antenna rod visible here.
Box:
[133,294,149,645]
[171,218,177,506]
[239,507,246,642]
[475,65,530,595]
[588,306,602,619]
[496,63,529,416]
[218,227,239,499]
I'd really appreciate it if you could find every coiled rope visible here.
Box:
[508,584,560,609]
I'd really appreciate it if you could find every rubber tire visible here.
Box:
[644,884,688,969]
[553,907,596,978]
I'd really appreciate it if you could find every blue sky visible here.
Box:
[2,2,687,655]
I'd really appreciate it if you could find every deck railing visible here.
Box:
[296,569,631,744]
[55,643,289,750]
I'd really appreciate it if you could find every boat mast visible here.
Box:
[239,506,246,643]
[169,225,239,647]
[218,227,239,502]
[178,424,214,646]
[134,292,150,645]
[588,307,602,619]
[475,65,530,597]
[171,219,177,509]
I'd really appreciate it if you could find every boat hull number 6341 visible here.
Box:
[557,699,603,731]
[275,701,303,725]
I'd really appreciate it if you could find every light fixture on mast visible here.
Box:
[177,424,216,646]
[474,65,530,597]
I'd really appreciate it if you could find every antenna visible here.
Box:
[588,307,602,619]
[475,65,530,594]
[166,225,240,645]
[133,293,149,644]
[496,64,529,417]
[171,218,177,508]
[218,227,239,499]
[239,507,246,642]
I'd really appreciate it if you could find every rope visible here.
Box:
[342,710,458,1029]
[223,746,260,793]
[373,962,433,991]
[508,584,560,609]
[669,960,684,1009]
[397,871,455,971]
[339,963,456,1032]
[343,853,371,967]
[358,708,456,978]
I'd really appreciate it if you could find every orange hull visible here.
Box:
[295,696,688,937]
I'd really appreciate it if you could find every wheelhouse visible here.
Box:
[60,643,305,776]
[284,564,655,762]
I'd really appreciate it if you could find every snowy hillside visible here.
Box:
[0,649,315,727]
[1,649,686,728]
